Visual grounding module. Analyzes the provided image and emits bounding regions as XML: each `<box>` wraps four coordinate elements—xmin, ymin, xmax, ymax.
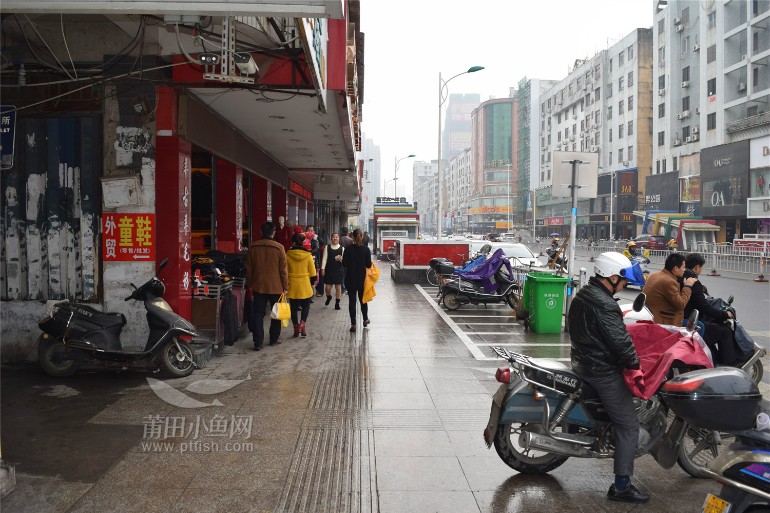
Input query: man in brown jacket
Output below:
<box><xmin>246</xmin><ymin>222</ymin><xmax>289</xmax><ymax>351</ymax></box>
<box><xmin>643</xmin><ymin>252</ymin><xmax>697</xmax><ymax>326</ymax></box>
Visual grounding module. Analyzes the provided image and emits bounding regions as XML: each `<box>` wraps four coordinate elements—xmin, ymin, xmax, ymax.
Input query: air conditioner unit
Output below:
<box><xmin>659</xmin><ymin>59</ymin><xmax>666</xmax><ymax>68</ymax></box>
<box><xmin>681</xmin><ymin>110</ymin><xmax>690</xmax><ymax>118</ymax></box>
<box><xmin>674</xmin><ymin>16</ymin><xmax>681</xmax><ymax>25</ymax></box>
<box><xmin>572</xmin><ymin>114</ymin><xmax>577</xmax><ymax>120</ymax></box>
<box><xmin>738</xmin><ymin>82</ymin><xmax>746</xmax><ymax>92</ymax></box>
<box><xmin>676</xmin><ymin>24</ymin><xmax>684</xmax><ymax>32</ymax></box>
<box><xmin>677</xmin><ymin>113</ymin><xmax>682</xmax><ymax>119</ymax></box>
<box><xmin>692</xmin><ymin>125</ymin><xmax>699</xmax><ymax>134</ymax></box>
<box><xmin>682</xmin><ymin>80</ymin><xmax>690</xmax><ymax>88</ymax></box>
<box><xmin>685</xmin><ymin>136</ymin><xmax>692</xmax><ymax>143</ymax></box>
<box><xmin>591</xmin><ymin>146</ymin><xmax>598</xmax><ymax>152</ymax></box>
<box><xmin>659</xmin><ymin>88</ymin><xmax>666</xmax><ymax>95</ymax></box>
<box><xmin>742</xmin><ymin>54</ymin><xmax>747</xmax><ymax>61</ymax></box>
<box><xmin>622</xmin><ymin>161</ymin><xmax>630</xmax><ymax>167</ymax></box>
<box><xmin>675</xmin><ymin>139</ymin><xmax>682</xmax><ymax>146</ymax></box>
<box><xmin>691</xmin><ymin>133</ymin><xmax>699</xmax><ymax>142</ymax></box>
<box><xmin>693</xmin><ymin>44</ymin><xmax>700</xmax><ymax>52</ymax></box>
<box><xmin>695</xmin><ymin>107</ymin><xmax>700</xmax><ymax>114</ymax></box>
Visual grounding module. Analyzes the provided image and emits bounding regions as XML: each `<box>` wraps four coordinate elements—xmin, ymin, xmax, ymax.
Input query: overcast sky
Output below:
<box><xmin>359</xmin><ymin>0</ymin><xmax>655</xmax><ymax>198</ymax></box>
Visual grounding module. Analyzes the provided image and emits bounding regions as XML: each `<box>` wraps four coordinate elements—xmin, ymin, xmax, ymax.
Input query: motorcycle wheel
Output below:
<box><xmin>493</xmin><ymin>422</ymin><xmax>569</xmax><ymax>474</ymax></box>
<box><xmin>746</xmin><ymin>359</ymin><xmax>764</xmax><ymax>384</ymax></box>
<box><xmin>38</xmin><ymin>337</ymin><xmax>78</xmax><ymax>377</ymax></box>
<box><xmin>677</xmin><ymin>426</ymin><xmax>734</xmax><ymax>478</ymax></box>
<box><xmin>426</xmin><ymin>268</ymin><xmax>439</xmax><ymax>287</ymax></box>
<box><xmin>158</xmin><ymin>338</ymin><xmax>195</xmax><ymax>378</ymax></box>
<box><xmin>443</xmin><ymin>292</ymin><xmax>461</xmax><ymax>310</ymax></box>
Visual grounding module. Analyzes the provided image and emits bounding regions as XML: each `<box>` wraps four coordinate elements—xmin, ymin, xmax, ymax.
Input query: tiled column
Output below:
<box><xmin>214</xmin><ymin>158</ymin><xmax>243</xmax><ymax>253</ymax></box>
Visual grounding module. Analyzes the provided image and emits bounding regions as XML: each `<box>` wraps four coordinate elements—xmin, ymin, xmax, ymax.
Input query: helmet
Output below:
<box><xmin>594</xmin><ymin>252</ymin><xmax>633</xmax><ymax>278</ymax></box>
<box><xmin>551</xmin><ymin>237</ymin><xmax>560</xmax><ymax>244</ymax></box>
<box><xmin>627</xmin><ymin>241</ymin><xmax>637</xmax><ymax>247</ymax></box>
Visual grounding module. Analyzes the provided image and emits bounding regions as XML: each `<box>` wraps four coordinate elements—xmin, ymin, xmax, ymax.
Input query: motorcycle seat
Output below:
<box><xmin>64</xmin><ymin>304</ymin><xmax>126</xmax><ymax>329</ymax></box>
<box><xmin>529</xmin><ymin>357</ymin><xmax>571</xmax><ymax>373</ymax></box>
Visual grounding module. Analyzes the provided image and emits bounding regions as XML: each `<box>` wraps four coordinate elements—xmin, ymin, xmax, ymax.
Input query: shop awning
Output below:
<box><xmin>377</xmin><ymin>218</ymin><xmax>419</xmax><ymax>225</ymax></box>
<box><xmin>679</xmin><ymin>223</ymin><xmax>719</xmax><ymax>231</ymax></box>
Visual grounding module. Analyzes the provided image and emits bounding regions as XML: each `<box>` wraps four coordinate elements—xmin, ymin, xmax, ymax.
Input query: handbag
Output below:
<box><xmin>270</xmin><ymin>294</ymin><xmax>291</xmax><ymax>320</ymax></box>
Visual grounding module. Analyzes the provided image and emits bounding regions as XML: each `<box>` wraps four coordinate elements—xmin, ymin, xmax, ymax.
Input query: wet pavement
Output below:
<box><xmin>1</xmin><ymin>260</ymin><xmax>751</xmax><ymax>513</ymax></box>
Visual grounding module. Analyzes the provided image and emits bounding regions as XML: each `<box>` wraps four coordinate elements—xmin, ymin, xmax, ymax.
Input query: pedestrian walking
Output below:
<box><xmin>286</xmin><ymin>232</ymin><xmax>317</xmax><ymax>338</ymax></box>
<box><xmin>245</xmin><ymin>222</ymin><xmax>288</xmax><ymax>351</ymax></box>
<box><xmin>321</xmin><ymin>233</ymin><xmax>344</xmax><ymax>310</ymax></box>
<box><xmin>340</xmin><ymin>227</ymin><xmax>354</xmax><ymax>293</ymax></box>
<box><xmin>342</xmin><ymin>228</ymin><xmax>372</xmax><ymax>332</ymax></box>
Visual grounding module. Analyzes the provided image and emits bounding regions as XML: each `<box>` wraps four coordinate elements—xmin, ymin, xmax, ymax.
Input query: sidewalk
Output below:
<box><xmin>1</xmin><ymin>260</ymin><xmax>717</xmax><ymax>513</ymax></box>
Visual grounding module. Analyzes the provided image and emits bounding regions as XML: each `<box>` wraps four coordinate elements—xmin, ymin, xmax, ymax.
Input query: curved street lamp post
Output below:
<box><xmin>393</xmin><ymin>154</ymin><xmax>416</xmax><ymax>198</ymax></box>
<box><xmin>437</xmin><ymin>66</ymin><xmax>484</xmax><ymax>239</ymax></box>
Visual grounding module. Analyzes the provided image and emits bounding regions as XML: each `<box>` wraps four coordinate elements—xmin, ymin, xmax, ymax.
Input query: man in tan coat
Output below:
<box><xmin>643</xmin><ymin>252</ymin><xmax>697</xmax><ymax>326</ymax></box>
<box><xmin>246</xmin><ymin>222</ymin><xmax>288</xmax><ymax>351</ymax></box>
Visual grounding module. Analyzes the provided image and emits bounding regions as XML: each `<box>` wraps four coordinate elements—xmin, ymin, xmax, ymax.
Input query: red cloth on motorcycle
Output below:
<box><xmin>623</xmin><ymin>322</ymin><xmax>713</xmax><ymax>400</ymax></box>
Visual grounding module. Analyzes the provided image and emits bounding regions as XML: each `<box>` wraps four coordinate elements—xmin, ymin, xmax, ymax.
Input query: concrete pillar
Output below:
<box><xmin>250</xmin><ymin>175</ymin><xmax>268</xmax><ymax>243</ymax></box>
<box><xmin>288</xmin><ymin>195</ymin><xmax>298</xmax><ymax>227</ymax></box>
<box><xmin>214</xmin><ymin>158</ymin><xmax>243</xmax><ymax>253</ymax></box>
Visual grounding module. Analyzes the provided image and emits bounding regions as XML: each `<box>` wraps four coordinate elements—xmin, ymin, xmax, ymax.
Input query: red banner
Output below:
<box><xmin>102</xmin><ymin>213</ymin><xmax>156</xmax><ymax>261</ymax></box>
<box><xmin>289</xmin><ymin>178</ymin><xmax>313</xmax><ymax>201</ymax></box>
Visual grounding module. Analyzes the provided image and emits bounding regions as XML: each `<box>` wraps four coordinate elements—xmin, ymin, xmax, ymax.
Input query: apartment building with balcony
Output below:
<box><xmin>412</xmin><ymin>160</ymin><xmax>438</xmax><ymax>236</ymax></box>
<box><xmin>446</xmin><ymin>148</ymin><xmax>473</xmax><ymax>235</ymax></box>
<box><xmin>652</xmin><ymin>0</ymin><xmax>770</xmax><ymax>241</ymax></box>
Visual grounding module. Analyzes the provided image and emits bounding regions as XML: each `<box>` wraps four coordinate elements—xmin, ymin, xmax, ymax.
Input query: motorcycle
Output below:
<box><xmin>37</xmin><ymin>258</ymin><xmax>198</xmax><ymax>378</ymax></box>
<box><xmin>440</xmin><ymin>249</ymin><xmax>523</xmax><ymax>312</ymax></box>
<box><xmin>660</xmin><ymin>363</ymin><xmax>770</xmax><ymax>513</ymax></box>
<box><xmin>427</xmin><ymin>249</ymin><xmax>488</xmax><ymax>288</ymax></box>
<box><xmin>483</xmin><ymin>296</ymin><xmax>713</xmax><ymax>478</ymax></box>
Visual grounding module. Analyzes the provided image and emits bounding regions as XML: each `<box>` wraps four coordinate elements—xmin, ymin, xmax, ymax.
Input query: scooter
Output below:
<box><xmin>660</xmin><ymin>363</ymin><xmax>770</xmax><ymax>513</ymax></box>
<box><xmin>483</xmin><ymin>297</ymin><xmax>713</xmax><ymax>478</ymax></box>
<box><xmin>37</xmin><ymin>258</ymin><xmax>198</xmax><ymax>378</ymax></box>
<box><xmin>440</xmin><ymin>251</ymin><xmax>522</xmax><ymax>312</ymax></box>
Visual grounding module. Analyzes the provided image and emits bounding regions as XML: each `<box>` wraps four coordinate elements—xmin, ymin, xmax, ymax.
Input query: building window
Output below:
<box><xmin>658</xmin><ymin>103</ymin><xmax>665</xmax><ymax>118</ymax></box>
<box><xmin>608</xmin><ymin>106</ymin><xmax>613</xmax><ymax>119</ymax></box>
<box><xmin>609</xmin><ymin>151</ymin><xmax>613</xmax><ymax>164</ymax></box>
<box><xmin>628</xmin><ymin>95</ymin><xmax>634</xmax><ymax>111</ymax></box>
<box><xmin>610</xmin><ymin>58</ymin><xmax>613</xmax><ymax>71</ymax></box>
<box><xmin>658</xmin><ymin>18</ymin><xmax>664</xmax><ymax>34</ymax></box>
<box><xmin>683</xmin><ymin>66</ymin><xmax>690</xmax><ymax>82</ymax></box>
<box><xmin>658</xmin><ymin>131</ymin><xmax>665</xmax><ymax>146</ymax></box>
<box><xmin>619</xmin><ymin>124</ymin><xmax>624</xmax><ymax>139</ymax></box>
<box><xmin>628</xmin><ymin>71</ymin><xmax>634</xmax><ymax>87</ymax></box>
<box><xmin>656</xmin><ymin>160</ymin><xmax>660</xmax><ymax>174</ymax></box>
<box><xmin>659</xmin><ymin>75</ymin><xmax>666</xmax><ymax>89</ymax></box>
<box><xmin>607</xmin><ymin>83</ymin><xmax>613</xmax><ymax>97</ymax></box>
<box><xmin>673</xmin><ymin>156</ymin><xmax>678</xmax><ymax>170</ymax></box>
<box><xmin>619</xmin><ymin>99</ymin><xmax>624</xmax><ymax>114</ymax></box>
<box><xmin>558</xmin><ymin>131</ymin><xmax>562</xmax><ymax>142</ymax></box>
<box><xmin>558</xmin><ymin>113</ymin><xmax>561</xmax><ymax>123</ymax></box>
<box><xmin>628</xmin><ymin>45</ymin><xmax>634</xmax><ymax>60</ymax></box>
<box><xmin>683</xmin><ymin>96</ymin><xmax>690</xmax><ymax>111</ymax></box>
<box><xmin>707</xmin><ymin>112</ymin><xmax>716</xmax><ymax>130</ymax></box>
<box><xmin>662</xmin><ymin>158</ymin><xmax>667</xmax><ymax>173</ymax></box>
<box><xmin>628</xmin><ymin>120</ymin><xmax>634</xmax><ymax>136</ymax></box>
<box><xmin>628</xmin><ymin>146</ymin><xmax>634</xmax><ymax>161</ymax></box>
<box><xmin>619</xmin><ymin>51</ymin><xmax>625</xmax><ymax>66</ymax></box>
<box><xmin>707</xmin><ymin>78</ymin><xmax>716</xmax><ymax>96</ymax></box>
<box><xmin>618</xmin><ymin>148</ymin><xmax>624</xmax><ymax>163</ymax></box>
<box><xmin>707</xmin><ymin>11</ymin><xmax>716</xmax><ymax>28</ymax></box>
<box><xmin>707</xmin><ymin>44</ymin><xmax>716</xmax><ymax>63</ymax></box>
<box><xmin>683</xmin><ymin>126</ymin><xmax>691</xmax><ymax>138</ymax></box>
<box><xmin>619</xmin><ymin>77</ymin><xmax>624</xmax><ymax>91</ymax></box>
<box><xmin>609</xmin><ymin>128</ymin><xmax>613</xmax><ymax>142</ymax></box>
<box><xmin>682</xmin><ymin>6</ymin><xmax>690</xmax><ymax>25</ymax></box>
<box><xmin>595</xmin><ymin>87</ymin><xmax>601</xmax><ymax>101</ymax></box>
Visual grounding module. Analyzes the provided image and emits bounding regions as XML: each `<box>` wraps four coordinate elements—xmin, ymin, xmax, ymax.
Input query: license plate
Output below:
<box><xmin>702</xmin><ymin>493</ymin><xmax>731</xmax><ymax>513</ymax></box>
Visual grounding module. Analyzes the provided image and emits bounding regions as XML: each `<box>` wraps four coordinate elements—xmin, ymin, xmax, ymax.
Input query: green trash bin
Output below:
<box><xmin>524</xmin><ymin>272</ymin><xmax>570</xmax><ymax>333</ymax></box>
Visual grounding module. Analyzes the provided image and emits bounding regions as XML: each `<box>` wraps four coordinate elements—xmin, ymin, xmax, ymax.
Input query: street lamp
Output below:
<box><xmin>393</xmin><ymin>154</ymin><xmax>416</xmax><ymax>198</ymax></box>
<box><xmin>609</xmin><ymin>170</ymin><xmax>616</xmax><ymax>241</ymax></box>
<box><xmin>506</xmin><ymin>163</ymin><xmax>512</xmax><ymax>232</ymax></box>
<box><xmin>437</xmin><ymin>65</ymin><xmax>484</xmax><ymax>239</ymax></box>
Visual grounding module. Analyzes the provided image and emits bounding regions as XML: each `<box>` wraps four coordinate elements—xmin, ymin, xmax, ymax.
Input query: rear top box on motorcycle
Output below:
<box><xmin>660</xmin><ymin>368</ymin><xmax>762</xmax><ymax>432</ymax></box>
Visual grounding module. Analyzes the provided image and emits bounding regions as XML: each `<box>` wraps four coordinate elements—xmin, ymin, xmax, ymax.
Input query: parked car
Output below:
<box><xmin>632</xmin><ymin>234</ymin><xmax>668</xmax><ymax>250</ymax></box>
<box><xmin>487</xmin><ymin>242</ymin><xmax>543</xmax><ymax>267</ymax></box>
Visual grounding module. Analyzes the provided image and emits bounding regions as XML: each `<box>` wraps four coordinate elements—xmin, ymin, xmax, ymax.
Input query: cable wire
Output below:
<box><xmin>60</xmin><ymin>14</ymin><xmax>78</xmax><ymax>80</ymax></box>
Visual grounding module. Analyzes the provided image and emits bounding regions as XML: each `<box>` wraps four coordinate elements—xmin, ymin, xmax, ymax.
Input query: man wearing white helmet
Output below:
<box><xmin>568</xmin><ymin>252</ymin><xmax>649</xmax><ymax>503</ymax></box>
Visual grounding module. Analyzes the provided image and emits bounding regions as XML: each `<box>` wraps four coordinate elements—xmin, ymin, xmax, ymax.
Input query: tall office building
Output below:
<box><xmin>443</xmin><ymin>94</ymin><xmax>481</xmax><ymax>162</ymax></box>
<box><xmin>412</xmin><ymin>160</ymin><xmax>438</xmax><ymax>235</ymax></box>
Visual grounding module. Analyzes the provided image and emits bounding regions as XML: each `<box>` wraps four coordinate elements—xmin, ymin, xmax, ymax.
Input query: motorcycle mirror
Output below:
<box><xmin>686</xmin><ymin>310</ymin><xmax>699</xmax><ymax>333</ymax></box>
<box><xmin>632</xmin><ymin>293</ymin><xmax>646</xmax><ymax>312</ymax></box>
<box><xmin>157</xmin><ymin>258</ymin><xmax>169</xmax><ymax>273</ymax></box>
<box><xmin>727</xmin><ymin>295</ymin><xmax>734</xmax><ymax>305</ymax></box>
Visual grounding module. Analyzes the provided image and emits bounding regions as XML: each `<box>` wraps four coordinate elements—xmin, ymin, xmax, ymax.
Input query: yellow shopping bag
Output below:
<box><xmin>362</xmin><ymin>265</ymin><xmax>380</xmax><ymax>303</ymax></box>
<box><xmin>270</xmin><ymin>293</ymin><xmax>291</xmax><ymax>320</ymax></box>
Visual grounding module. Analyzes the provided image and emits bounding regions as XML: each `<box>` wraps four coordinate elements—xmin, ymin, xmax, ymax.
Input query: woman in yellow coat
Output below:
<box><xmin>286</xmin><ymin>232</ymin><xmax>317</xmax><ymax>338</ymax></box>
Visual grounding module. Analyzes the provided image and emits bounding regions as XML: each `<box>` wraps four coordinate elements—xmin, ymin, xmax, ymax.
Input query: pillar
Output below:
<box><xmin>250</xmin><ymin>175</ymin><xmax>268</xmax><ymax>243</ymax></box>
<box><xmin>272</xmin><ymin>184</ymin><xmax>287</xmax><ymax>226</ymax></box>
<box><xmin>214</xmin><ymin>158</ymin><xmax>243</xmax><ymax>253</ymax></box>
<box><xmin>155</xmin><ymin>86</ymin><xmax>192</xmax><ymax>319</ymax></box>
<box><xmin>288</xmin><ymin>195</ymin><xmax>298</xmax><ymax>227</ymax></box>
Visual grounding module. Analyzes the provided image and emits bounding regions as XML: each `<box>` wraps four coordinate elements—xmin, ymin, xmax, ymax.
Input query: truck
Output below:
<box><xmin>372</xmin><ymin>198</ymin><xmax>419</xmax><ymax>259</ymax></box>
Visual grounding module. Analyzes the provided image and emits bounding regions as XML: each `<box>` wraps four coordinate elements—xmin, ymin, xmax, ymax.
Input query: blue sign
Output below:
<box><xmin>1</xmin><ymin>106</ymin><xmax>16</xmax><ymax>170</ymax></box>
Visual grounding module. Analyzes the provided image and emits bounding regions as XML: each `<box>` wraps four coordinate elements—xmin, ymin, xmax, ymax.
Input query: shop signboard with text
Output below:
<box><xmin>701</xmin><ymin>141</ymin><xmax>749</xmax><ymax>218</ymax></box>
<box><xmin>102</xmin><ymin>213</ymin><xmax>155</xmax><ymax>261</ymax></box>
<box><xmin>643</xmin><ymin>172</ymin><xmax>679</xmax><ymax>211</ymax></box>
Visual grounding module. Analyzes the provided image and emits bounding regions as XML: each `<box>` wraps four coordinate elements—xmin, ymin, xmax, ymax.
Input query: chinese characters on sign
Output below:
<box><xmin>0</xmin><ymin>106</ymin><xmax>16</xmax><ymax>170</ymax></box>
<box><xmin>102</xmin><ymin>213</ymin><xmax>155</xmax><ymax>261</ymax></box>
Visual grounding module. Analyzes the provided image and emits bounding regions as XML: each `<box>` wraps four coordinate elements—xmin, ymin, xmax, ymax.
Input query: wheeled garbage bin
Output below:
<box><xmin>524</xmin><ymin>272</ymin><xmax>570</xmax><ymax>333</ymax></box>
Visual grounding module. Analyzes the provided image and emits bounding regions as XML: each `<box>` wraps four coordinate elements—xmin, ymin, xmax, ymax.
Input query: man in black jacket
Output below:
<box><xmin>568</xmin><ymin>252</ymin><xmax>649</xmax><ymax>504</ymax></box>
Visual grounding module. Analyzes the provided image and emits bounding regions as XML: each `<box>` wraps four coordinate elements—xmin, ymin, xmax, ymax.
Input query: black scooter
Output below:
<box><xmin>37</xmin><ymin>258</ymin><xmax>198</xmax><ymax>378</ymax></box>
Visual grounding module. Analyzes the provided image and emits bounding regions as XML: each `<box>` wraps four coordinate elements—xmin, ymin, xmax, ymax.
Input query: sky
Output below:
<box><xmin>359</xmin><ymin>0</ymin><xmax>656</xmax><ymax>199</ymax></box>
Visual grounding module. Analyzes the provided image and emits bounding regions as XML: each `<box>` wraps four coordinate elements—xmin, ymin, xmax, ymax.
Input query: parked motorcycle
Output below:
<box><xmin>37</xmin><ymin>258</ymin><xmax>198</xmax><ymax>378</ymax></box>
<box><xmin>661</xmin><ymin>365</ymin><xmax>770</xmax><ymax>512</ymax></box>
<box><xmin>427</xmin><ymin>251</ymin><xmax>487</xmax><ymax>287</ymax></box>
<box><xmin>483</xmin><ymin>297</ymin><xmax>712</xmax><ymax>478</ymax></box>
<box><xmin>440</xmin><ymin>249</ymin><xmax>521</xmax><ymax>312</ymax></box>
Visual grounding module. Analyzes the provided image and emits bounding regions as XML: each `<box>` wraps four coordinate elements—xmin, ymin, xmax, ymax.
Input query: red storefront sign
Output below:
<box><xmin>289</xmin><ymin>178</ymin><xmax>313</xmax><ymax>201</ymax></box>
<box><xmin>545</xmin><ymin>217</ymin><xmax>563</xmax><ymax>226</ymax></box>
<box><xmin>102</xmin><ymin>213</ymin><xmax>156</xmax><ymax>261</ymax></box>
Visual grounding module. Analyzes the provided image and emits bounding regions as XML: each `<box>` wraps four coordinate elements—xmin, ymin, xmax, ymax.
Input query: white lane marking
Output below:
<box><xmin>460</xmin><ymin>322</ymin><xmax>521</xmax><ymax>325</ymax></box>
<box><xmin>415</xmin><ymin>284</ymin><xmax>489</xmax><ymax>360</ymax></box>
<box><xmin>473</xmin><ymin>342</ymin><xmax>568</xmax><ymax>347</ymax></box>
<box><xmin>466</xmin><ymin>332</ymin><xmax>526</xmax><ymax>335</ymax></box>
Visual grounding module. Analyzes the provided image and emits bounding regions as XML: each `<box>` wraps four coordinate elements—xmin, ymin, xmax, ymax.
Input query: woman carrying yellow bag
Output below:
<box><xmin>362</xmin><ymin>264</ymin><xmax>380</xmax><ymax>304</ymax></box>
<box><xmin>270</xmin><ymin>294</ymin><xmax>292</xmax><ymax>328</ymax></box>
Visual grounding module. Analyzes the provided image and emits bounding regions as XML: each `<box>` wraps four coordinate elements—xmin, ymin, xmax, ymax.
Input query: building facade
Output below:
<box><xmin>412</xmin><ymin>160</ymin><xmax>438</xmax><ymax>236</ymax></box>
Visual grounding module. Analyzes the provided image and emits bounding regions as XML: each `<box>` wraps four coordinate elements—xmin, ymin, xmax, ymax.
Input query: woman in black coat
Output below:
<box><xmin>683</xmin><ymin>253</ymin><xmax>737</xmax><ymax>364</ymax></box>
<box><xmin>342</xmin><ymin>228</ymin><xmax>372</xmax><ymax>332</ymax></box>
